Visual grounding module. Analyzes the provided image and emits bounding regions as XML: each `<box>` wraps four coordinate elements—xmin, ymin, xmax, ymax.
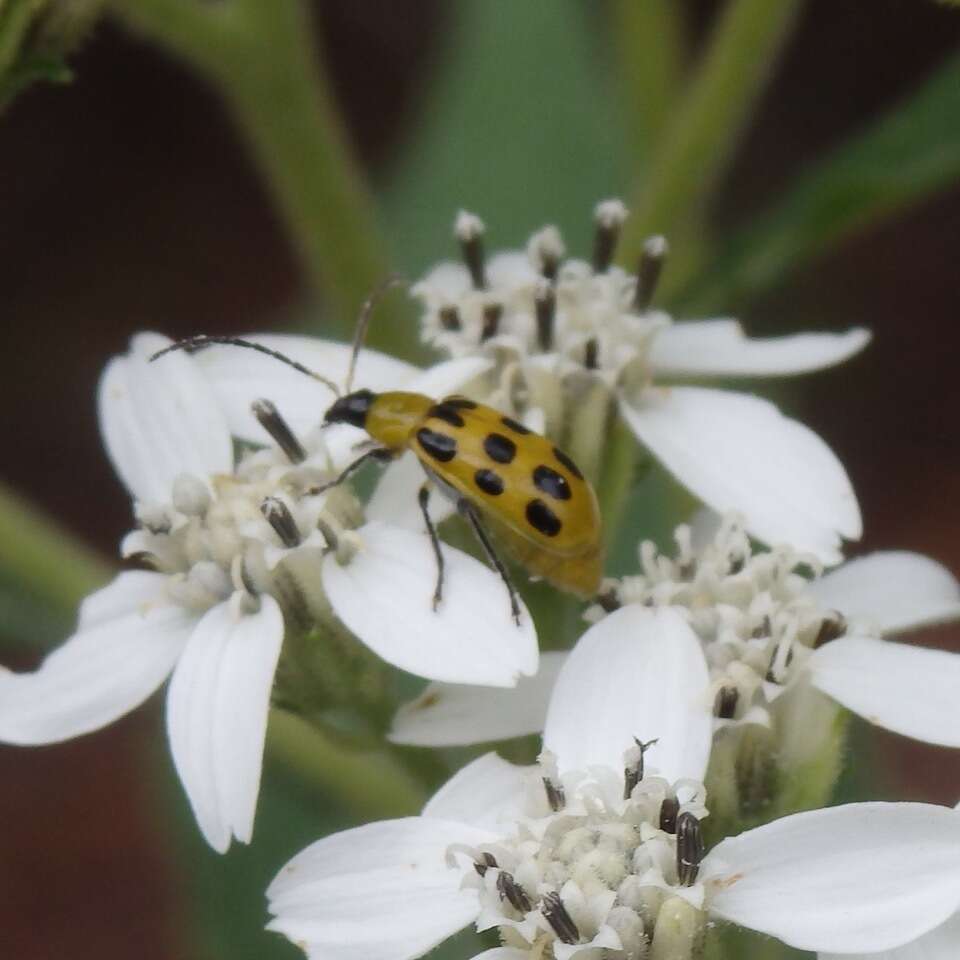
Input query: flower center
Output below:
<box><xmin>412</xmin><ymin>205</ymin><xmax>673</xmax><ymax>427</ymax></box>
<box><xmin>463</xmin><ymin>753</ymin><xmax>708</xmax><ymax>959</ymax></box>
<box><xmin>593</xmin><ymin>516</ymin><xmax>848</xmax><ymax>726</ymax></box>
<box><xmin>122</xmin><ymin>410</ymin><xmax>363</xmax><ymax>616</ymax></box>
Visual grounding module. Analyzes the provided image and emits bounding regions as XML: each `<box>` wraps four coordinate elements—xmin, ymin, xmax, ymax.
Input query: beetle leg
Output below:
<box><xmin>459</xmin><ymin>499</ymin><xmax>522</xmax><ymax>627</ymax></box>
<box><xmin>418</xmin><ymin>483</ymin><xmax>445</xmax><ymax>611</ymax></box>
<box><xmin>307</xmin><ymin>446</ymin><xmax>393</xmax><ymax>495</ymax></box>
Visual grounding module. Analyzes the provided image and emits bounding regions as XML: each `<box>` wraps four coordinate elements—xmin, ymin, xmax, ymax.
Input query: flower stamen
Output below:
<box><xmin>455</xmin><ymin>210</ymin><xmax>487</xmax><ymax>289</ymax></box>
<box><xmin>814</xmin><ymin>611</ymin><xmax>847</xmax><ymax>647</ymax></box>
<box><xmin>261</xmin><ymin>497</ymin><xmax>301</xmax><ymax>548</ymax></box>
<box><xmin>714</xmin><ymin>685</ymin><xmax>740</xmax><ymax>720</ymax></box>
<box><xmin>252</xmin><ymin>398</ymin><xmax>307</xmax><ymax>464</ymax></box>
<box><xmin>634</xmin><ymin>234</ymin><xmax>669</xmax><ymax>312</ymax></box>
<box><xmin>497</xmin><ymin>869</ymin><xmax>533</xmax><ymax>913</ymax></box>
<box><xmin>624</xmin><ymin>736</ymin><xmax>659</xmax><ymax>798</ymax></box>
<box><xmin>481</xmin><ymin>303</ymin><xmax>502</xmax><ymax>342</ymax></box>
<box><xmin>660</xmin><ymin>795</ymin><xmax>680</xmax><ymax>833</ymax></box>
<box><xmin>592</xmin><ymin>199</ymin><xmax>628</xmax><ymax>274</ymax></box>
<box><xmin>676</xmin><ymin>812</ymin><xmax>705</xmax><ymax>886</ymax></box>
<box><xmin>474</xmin><ymin>852</ymin><xmax>498</xmax><ymax>877</ymax></box>
<box><xmin>541</xmin><ymin>891</ymin><xmax>580</xmax><ymax>944</ymax></box>
<box><xmin>534</xmin><ymin>279</ymin><xmax>556</xmax><ymax>351</ymax></box>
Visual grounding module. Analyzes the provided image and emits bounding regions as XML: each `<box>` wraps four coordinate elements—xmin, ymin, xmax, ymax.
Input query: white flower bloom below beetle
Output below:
<box><xmin>393</xmin><ymin>515</ymin><xmax>960</xmax><ymax>753</ymax></box>
<box><xmin>270</xmin><ymin>610</ymin><xmax>960</xmax><ymax>960</ymax></box>
<box><xmin>0</xmin><ymin>334</ymin><xmax>537</xmax><ymax>853</ymax></box>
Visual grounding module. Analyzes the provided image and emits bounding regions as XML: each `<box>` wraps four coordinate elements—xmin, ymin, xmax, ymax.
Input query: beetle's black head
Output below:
<box><xmin>324</xmin><ymin>389</ymin><xmax>376</xmax><ymax>429</ymax></box>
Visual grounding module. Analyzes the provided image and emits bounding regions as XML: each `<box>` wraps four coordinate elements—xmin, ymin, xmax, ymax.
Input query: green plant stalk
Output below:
<box><xmin>679</xmin><ymin>51</ymin><xmax>960</xmax><ymax>312</ymax></box>
<box><xmin>621</xmin><ymin>0</ymin><xmax>801</xmax><ymax>259</ymax></box>
<box><xmin>596</xmin><ymin>414</ymin><xmax>639</xmax><ymax>568</ymax></box>
<box><xmin>268</xmin><ymin>709</ymin><xmax>426</xmax><ymax>818</ymax></box>
<box><xmin>611</xmin><ymin>0</ymin><xmax>686</xmax><ymax>171</ymax></box>
<box><xmin>0</xmin><ymin>481</ymin><xmax>111</xmax><ymax>615</ymax></box>
<box><xmin>111</xmin><ymin>0</ymin><xmax>390</xmax><ymax>330</ymax></box>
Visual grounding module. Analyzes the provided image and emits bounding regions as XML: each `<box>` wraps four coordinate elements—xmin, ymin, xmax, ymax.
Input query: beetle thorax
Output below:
<box><xmin>365</xmin><ymin>391</ymin><xmax>433</xmax><ymax>450</ymax></box>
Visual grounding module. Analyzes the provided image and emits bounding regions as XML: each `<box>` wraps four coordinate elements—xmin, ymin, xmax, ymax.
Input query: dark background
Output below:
<box><xmin>1</xmin><ymin>1</ymin><xmax>959</xmax><ymax>957</ymax></box>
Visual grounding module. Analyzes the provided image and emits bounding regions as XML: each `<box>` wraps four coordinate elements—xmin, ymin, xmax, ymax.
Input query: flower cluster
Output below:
<box><xmin>2</xmin><ymin>202</ymin><xmax>959</xmax><ymax>960</ymax></box>
<box><xmin>270</xmin><ymin>615</ymin><xmax>960</xmax><ymax>960</ymax></box>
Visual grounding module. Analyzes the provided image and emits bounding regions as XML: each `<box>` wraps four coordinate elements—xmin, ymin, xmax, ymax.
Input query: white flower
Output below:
<box><xmin>0</xmin><ymin>333</ymin><xmax>537</xmax><ymax>853</ymax></box>
<box><xmin>269</xmin><ymin>612</ymin><xmax>960</xmax><ymax>959</ymax></box>
<box><xmin>391</xmin><ymin>515</ymin><xmax>960</xmax><ymax>752</ymax></box>
<box><xmin>412</xmin><ymin>205</ymin><xmax>869</xmax><ymax>563</ymax></box>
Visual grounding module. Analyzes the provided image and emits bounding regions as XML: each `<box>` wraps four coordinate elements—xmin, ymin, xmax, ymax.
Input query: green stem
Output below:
<box><xmin>621</xmin><ymin>0</ymin><xmax>801</xmax><ymax>264</ymax></box>
<box><xmin>110</xmin><ymin>0</ymin><xmax>390</xmax><ymax>327</ymax></box>
<box><xmin>269</xmin><ymin>708</ymin><xmax>426</xmax><ymax>818</ymax></box>
<box><xmin>0</xmin><ymin>481</ymin><xmax>110</xmax><ymax>614</ymax></box>
<box><xmin>611</xmin><ymin>0</ymin><xmax>686</xmax><ymax>172</ymax></box>
<box><xmin>596</xmin><ymin>414</ymin><xmax>639</xmax><ymax>565</ymax></box>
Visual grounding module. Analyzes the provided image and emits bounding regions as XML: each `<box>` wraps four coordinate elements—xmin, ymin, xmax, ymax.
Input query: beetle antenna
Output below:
<box><xmin>344</xmin><ymin>274</ymin><xmax>406</xmax><ymax>395</ymax></box>
<box><xmin>150</xmin><ymin>336</ymin><xmax>341</xmax><ymax>397</ymax></box>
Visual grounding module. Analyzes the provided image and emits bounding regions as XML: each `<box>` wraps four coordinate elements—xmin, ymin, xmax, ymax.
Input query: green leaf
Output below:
<box><xmin>609</xmin><ymin>0</ymin><xmax>686</xmax><ymax>173</ymax></box>
<box><xmin>680</xmin><ymin>51</ymin><xmax>960</xmax><ymax>312</ymax></box>
<box><xmin>384</xmin><ymin>0</ymin><xmax>629</xmax><ymax>362</ymax></box>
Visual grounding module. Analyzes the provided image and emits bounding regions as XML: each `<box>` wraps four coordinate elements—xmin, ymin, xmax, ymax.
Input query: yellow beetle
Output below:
<box><xmin>321</xmin><ymin>389</ymin><xmax>603</xmax><ymax>620</ymax></box>
<box><xmin>152</xmin><ymin>293</ymin><xmax>603</xmax><ymax>623</ymax></box>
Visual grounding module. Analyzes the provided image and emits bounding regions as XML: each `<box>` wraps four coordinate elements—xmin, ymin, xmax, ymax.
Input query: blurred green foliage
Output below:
<box><xmin>681</xmin><ymin>51</ymin><xmax>960</xmax><ymax>312</ymax></box>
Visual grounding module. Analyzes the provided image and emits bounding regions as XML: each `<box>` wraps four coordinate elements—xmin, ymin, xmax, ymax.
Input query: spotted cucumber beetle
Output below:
<box><xmin>152</xmin><ymin>285</ymin><xmax>603</xmax><ymax>622</ymax></box>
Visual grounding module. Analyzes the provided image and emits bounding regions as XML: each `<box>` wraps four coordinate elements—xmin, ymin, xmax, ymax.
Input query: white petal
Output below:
<box><xmin>809</xmin><ymin>635</ymin><xmax>960</xmax><ymax>747</ymax></box>
<box><xmin>366</xmin><ymin>451</ymin><xmax>456</xmax><ymax>532</ymax></box>
<box><xmin>390</xmin><ymin>652</ymin><xmax>567</xmax><ymax>746</ymax></box>
<box><xmin>267</xmin><ymin>817</ymin><xmax>490</xmax><ymax>960</ymax></box>
<box><xmin>704</xmin><ymin>802</ymin><xmax>960</xmax><ymax>953</ymax></box>
<box><xmin>98</xmin><ymin>332</ymin><xmax>233</xmax><ymax>502</ymax></box>
<box><xmin>404</xmin><ymin>356</ymin><xmax>495</xmax><ymax>398</ymax></box>
<box><xmin>193</xmin><ymin>333</ymin><xmax>418</xmax><ymax>444</ymax></box>
<box><xmin>423</xmin><ymin>752</ymin><xmax>531</xmax><ymax>830</ymax></box>
<box><xmin>165</xmin><ymin>595</ymin><xmax>284</xmax><ymax>852</ymax></box>
<box><xmin>648</xmin><ymin>320</ymin><xmax>871</xmax><ymax>378</ymax></box>
<box><xmin>809</xmin><ymin>551</ymin><xmax>960</xmax><ymax>635</ymax></box>
<box><xmin>620</xmin><ymin>386</ymin><xmax>860</xmax><ymax>564</ymax></box>
<box><xmin>0</xmin><ymin>572</ymin><xmax>188</xmax><ymax>745</ymax></box>
<box><xmin>542</xmin><ymin>607</ymin><xmax>712</xmax><ymax>781</ymax></box>
<box><xmin>819</xmin><ymin>910</ymin><xmax>960</xmax><ymax>960</ymax></box>
<box><xmin>323</xmin><ymin>523</ymin><xmax>538</xmax><ymax>687</ymax></box>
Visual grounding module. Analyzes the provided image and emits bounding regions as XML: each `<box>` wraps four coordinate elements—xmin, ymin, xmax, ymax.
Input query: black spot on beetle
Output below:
<box><xmin>533</xmin><ymin>464</ymin><xmax>571</xmax><ymax>500</ymax></box>
<box><xmin>474</xmin><ymin>468</ymin><xmax>504</xmax><ymax>496</ymax></box>
<box><xmin>484</xmin><ymin>432</ymin><xmax>517</xmax><ymax>463</ymax></box>
<box><xmin>501</xmin><ymin>416</ymin><xmax>532</xmax><ymax>435</ymax></box>
<box><xmin>428</xmin><ymin>403</ymin><xmax>466</xmax><ymax>428</ymax></box>
<box><xmin>526</xmin><ymin>499</ymin><xmax>562</xmax><ymax>537</ymax></box>
<box><xmin>442</xmin><ymin>396</ymin><xmax>478</xmax><ymax>410</ymax></box>
<box><xmin>417</xmin><ymin>427</ymin><xmax>457</xmax><ymax>463</ymax></box>
<box><xmin>552</xmin><ymin>446</ymin><xmax>584</xmax><ymax>480</ymax></box>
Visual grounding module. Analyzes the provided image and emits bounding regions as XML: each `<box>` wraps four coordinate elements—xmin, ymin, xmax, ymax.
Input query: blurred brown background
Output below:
<box><xmin>1</xmin><ymin>1</ymin><xmax>959</xmax><ymax>957</ymax></box>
